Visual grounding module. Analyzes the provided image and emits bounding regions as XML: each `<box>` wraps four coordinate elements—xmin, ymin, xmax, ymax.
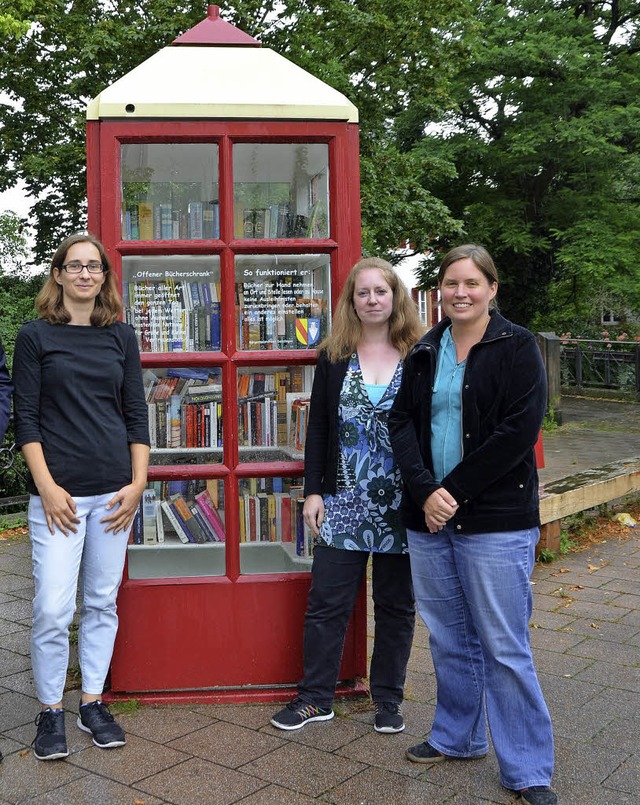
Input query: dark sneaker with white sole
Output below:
<box><xmin>33</xmin><ymin>708</ymin><xmax>69</xmax><ymax>760</ymax></box>
<box><xmin>270</xmin><ymin>697</ymin><xmax>334</xmax><ymax>730</ymax></box>
<box><xmin>507</xmin><ymin>786</ymin><xmax>558</xmax><ymax>805</ymax></box>
<box><xmin>374</xmin><ymin>702</ymin><xmax>405</xmax><ymax>733</ymax></box>
<box><xmin>77</xmin><ymin>700</ymin><xmax>126</xmax><ymax>748</ymax></box>
<box><xmin>406</xmin><ymin>740</ymin><xmax>447</xmax><ymax>764</ymax></box>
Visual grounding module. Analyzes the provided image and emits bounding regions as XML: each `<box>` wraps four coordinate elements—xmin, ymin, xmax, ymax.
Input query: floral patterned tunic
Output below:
<box><xmin>318</xmin><ymin>353</ymin><xmax>407</xmax><ymax>553</ymax></box>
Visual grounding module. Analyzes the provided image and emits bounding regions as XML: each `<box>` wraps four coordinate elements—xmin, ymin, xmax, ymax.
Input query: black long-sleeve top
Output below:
<box><xmin>303</xmin><ymin>353</ymin><xmax>350</xmax><ymax>498</ymax></box>
<box><xmin>13</xmin><ymin>319</ymin><xmax>149</xmax><ymax>496</ymax></box>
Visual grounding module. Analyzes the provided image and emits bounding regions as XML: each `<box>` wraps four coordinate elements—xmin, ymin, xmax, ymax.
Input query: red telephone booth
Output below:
<box><xmin>85</xmin><ymin>6</ymin><xmax>366</xmax><ymax>701</ymax></box>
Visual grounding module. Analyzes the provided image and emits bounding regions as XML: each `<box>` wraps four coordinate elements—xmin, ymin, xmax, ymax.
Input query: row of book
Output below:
<box><xmin>121</xmin><ymin>201</ymin><xmax>325</xmax><ymax>242</ymax></box>
<box><xmin>123</xmin><ymin>278</ymin><xmax>221</xmax><ymax>353</ymax></box>
<box><xmin>239</xmin><ymin>489</ymin><xmax>313</xmax><ymax>557</ymax></box>
<box><xmin>144</xmin><ymin>368</ymin><xmax>312</xmax><ymax>452</ymax></box>
<box><xmin>235</xmin><ymin>204</ymin><xmax>316</xmax><ymax>240</ymax></box>
<box><xmin>144</xmin><ymin>369</ymin><xmax>222</xmax><ymax>450</ymax></box>
<box><xmin>121</xmin><ymin>200</ymin><xmax>220</xmax><ymax>241</ymax></box>
<box><xmin>132</xmin><ymin>486</ymin><xmax>226</xmax><ymax>546</ymax></box>
<box><xmin>122</xmin><ymin>274</ymin><xmax>328</xmax><ymax>353</ymax></box>
<box><xmin>131</xmin><ymin>478</ymin><xmax>313</xmax><ymax>557</ymax></box>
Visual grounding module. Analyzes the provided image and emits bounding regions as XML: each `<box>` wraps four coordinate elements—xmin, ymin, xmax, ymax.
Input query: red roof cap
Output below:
<box><xmin>172</xmin><ymin>5</ymin><xmax>261</xmax><ymax>47</ymax></box>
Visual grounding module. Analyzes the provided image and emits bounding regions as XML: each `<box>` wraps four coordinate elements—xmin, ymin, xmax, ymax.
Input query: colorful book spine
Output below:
<box><xmin>142</xmin><ymin>489</ymin><xmax>157</xmax><ymax>545</ymax></box>
<box><xmin>170</xmin><ymin>494</ymin><xmax>208</xmax><ymax>543</ymax></box>
<box><xmin>160</xmin><ymin>499</ymin><xmax>190</xmax><ymax>544</ymax></box>
<box><xmin>195</xmin><ymin>490</ymin><xmax>226</xmax><ymax>541</ymax></box>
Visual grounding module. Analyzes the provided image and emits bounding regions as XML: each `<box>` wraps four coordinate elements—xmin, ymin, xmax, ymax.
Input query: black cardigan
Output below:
<box><xmin>303</xmin><ymin>352</ymin><xmax>350</xmax><ymax>498</ymax></box>
<box><xmin>388</xmin><ymin>311</ymin><xmax>547</xmax><ymax>534</ymax></box>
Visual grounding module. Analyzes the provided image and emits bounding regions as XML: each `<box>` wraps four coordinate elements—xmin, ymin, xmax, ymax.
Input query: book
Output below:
<box><xmin>292</xmin><ymin>496</ymin><xmax>314</xmax><ymax>557</ymax></box>
<box><xmin>189</xmin><ymin>503</ymin><xmax>216</xmax><ymax>542</ymax></box>
<box><xmin>170</xmin><ymin>494</ymin><xmax>209</xmax><ymax>543</ymax></box>
<box><xmin>142</xmin><ymin>488</ymin><xmax>157</xmax><ymax>545</ymax></box>
<box><xmin>188</xmin><ymin>201</ymin><xmax>203</xmax><ymax>239</ymax></box>
<box><xmin>257</xmin><ymin>492</ymin><xmax>269</xmax><ymax>542</ymax></box>
<box><xmin>160</xmin><ymin>499</ymin><xmax>190</xmax><ymax>544</ymax></box>
<box><xmin>287</xmin><ymin>393</ymin><xmax>311</xmax><ymax>450</ymax></box>
<box><xmin>202</xmin><ymin>201</ymin><xmax>220</xmax><ymax>239</ymax></box>
<box><xmin>131</xmin><ymin>500</ymin><xmax>143</xmax><ymax>544</ymax></box>
<box><xmin>138</xmin><ymin>202</ymin><xmax>154</xmax><ymax>240</ymax></box>
<box><xmin>156</xmin><ymin>500</ymin><xmax>165</xmax><ymax>543</ymax></box>
<box><xmin>195</xmin><ymin>489</ymin><xmax>226</xmax><ymax>541</ymax></box>
<box><xmin>159</xmin><ymin>203</ymin><xmax>173</xmax><ymax>239</ymax></box>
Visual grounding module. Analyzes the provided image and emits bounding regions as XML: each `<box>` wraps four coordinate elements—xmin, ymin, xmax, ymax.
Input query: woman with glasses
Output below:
<box><xmin>13</xmin><ymin>233</ymin><xmax>150</xmax><ymax>761</ymax></box>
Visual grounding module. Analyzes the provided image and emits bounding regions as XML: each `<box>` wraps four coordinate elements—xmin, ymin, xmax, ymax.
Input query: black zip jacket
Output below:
<box><xmin>388</xmin><ymin>310</ymin><xmax>546</xmax><ymax>534</ymax></box>
<box><xmin>303</xmin><ymin>352</ymin><xmax>349</xmax><ymax>498</ymax></box>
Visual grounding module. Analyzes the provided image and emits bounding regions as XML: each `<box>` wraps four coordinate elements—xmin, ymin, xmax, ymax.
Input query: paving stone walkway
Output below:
<box><xmin>0</xmin><ymin>396</ymin><xmax>638</xmax><ymax>804</ymax></box>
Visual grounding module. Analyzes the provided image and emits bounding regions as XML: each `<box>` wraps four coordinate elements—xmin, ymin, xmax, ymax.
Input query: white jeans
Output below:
<box><xmin>29</xmin><ymin>493</ymin><xmax>129</xmax><ymax>705</ymax></box>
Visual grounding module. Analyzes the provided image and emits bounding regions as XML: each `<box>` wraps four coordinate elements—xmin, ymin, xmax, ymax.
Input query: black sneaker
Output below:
<box><xmin>508</xmin><ymin>787</ymin><xmax>558</xmax><ymax>805</ymax></box>
<box><xmin>374</xmin><ymin>702</ymin><xmax>405</xmax><ymax>733</ymax></box>
<box><xmin>77</xmin><ymin>700</ymin><xmax>126</xmax><ymax>748</ymax></box>
<box><xmin>32</xmin><ymin>709</ymin><xmax>69</xmax><ymax>760</ymax></box>
<box><xmin>406</xmin><ymin>740</ymin><xmax>447</xmax><ymax>764</ymax></box>
<box><xmin>270</xmin><ymin>697</ymin><xmax>334</xmax><ymax>730</ymax></box>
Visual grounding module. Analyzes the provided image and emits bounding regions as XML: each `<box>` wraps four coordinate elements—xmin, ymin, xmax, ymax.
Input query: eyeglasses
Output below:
<box><xmin>61</xmin><ymin>262</ymin><xmax>105</xmax><ymax>274</ymax></box>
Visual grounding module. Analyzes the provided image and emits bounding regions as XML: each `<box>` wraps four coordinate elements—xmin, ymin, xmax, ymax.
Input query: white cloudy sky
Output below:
<box><xmin>0</xmin><ymin>183</ymin><xmax>31</xmax><ymax>216</ymax></box>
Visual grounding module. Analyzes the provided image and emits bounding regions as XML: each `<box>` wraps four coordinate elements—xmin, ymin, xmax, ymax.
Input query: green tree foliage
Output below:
<box><xmin>0</xmin><ymin>0</ymin><xmax>34</xmax><ymax>39</ymax></box>
<box><xmin>0</xmin><ymin>212</ymin><xmax>40</xmax><ymax>359</ymax></box>
<box><xmin>0</xmin><ymin>211</ymin><xmax>40</xmax><ymax>498</ymax></box>
<box><xmin>0</xmin><ymin>0</ymin><xmax>470</xmax><ymax>263</ymax></box>
<box><xmin>413</xmin><ymin>0</ymin><xmax>640</xmax><ymax>327</ymax></box>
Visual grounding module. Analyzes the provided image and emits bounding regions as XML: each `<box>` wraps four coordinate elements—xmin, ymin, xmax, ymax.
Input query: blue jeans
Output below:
<box><xmin>29</xmin><ymin>493</ymin><xmax>129</xmax><ymax>705</ymax></box>
<box><xmin>299</xmin><ymin>545</ymin><xmax>415</xmax><ymax>708</ymax></box>
<box><xmin>407</xmin><ymin>525</ymin><xmax>554</xmax><ymax>791</ymax></box>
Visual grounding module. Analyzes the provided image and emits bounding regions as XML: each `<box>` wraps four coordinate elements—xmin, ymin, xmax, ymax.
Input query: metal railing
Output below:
<box><xmin>560</xmin><ymin>339</ymin><xmax>640</xmax><ymax>396</ymax></box>
<box><xmin>0</xmin><ymin>441</ymin><xmax>28</xmax><ymax>516</ymax></box>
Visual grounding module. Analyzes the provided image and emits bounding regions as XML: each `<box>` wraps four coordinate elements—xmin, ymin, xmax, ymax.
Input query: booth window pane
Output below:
<box><xmin>128</xmin><ymin>479</ymin><xmax>226</xmax><ymax>579</ymax></box>
<box><xmin>233</xmin><ymin>144</ymin><xmax>329</xmax><ymax>239</ymax></box>
<box><xmin>122</xmin><ymin>255</ymin><xmax>221</xmax><ymax>353</ymax></box>
<box><xmin>235</xmin><ymin>254</ymin><xmax>330</xmax><ymax>351</ymax></box>
<box><xmin>236</xmin><ymin>365</ymin><xmax>314</xmax><ymax>464</ymax></box>
<box><xmin>121</xmin><ymin>143</ymin><xmax>219</xmax><ymax>240</ymax></box>
<box><xmin>238</xmin><ymin>476</ymin><xmax>313</xmax><ymax>573</ymax></box>
<box><xmin>143</xmin><ymin>367</ymin><xmax>223</xmax><ymax>463</ymax></box>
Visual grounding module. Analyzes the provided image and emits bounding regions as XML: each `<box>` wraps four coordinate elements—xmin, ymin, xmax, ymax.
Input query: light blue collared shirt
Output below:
<box><xmin>431</xmin><ymin>327</ymin><xmax>464</xmax><ymax>482</ymax></box>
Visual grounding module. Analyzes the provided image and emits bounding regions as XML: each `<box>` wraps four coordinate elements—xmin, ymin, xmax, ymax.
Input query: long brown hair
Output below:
<box><xmin>36</xmin><ymin>233</ymin><xmax>122</xmax><ymax>326</ymax></box>
<box><xmin>320</xmin><ymin>256</ymin><xmax>425</xmax><ymax>362</ymax></box>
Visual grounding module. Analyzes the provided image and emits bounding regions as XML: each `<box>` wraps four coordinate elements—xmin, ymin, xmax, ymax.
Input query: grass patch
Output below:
<box><xmin>109</xmin><ymin>699</ymin><xmax>142</xmax><ymax>716</ymax></box>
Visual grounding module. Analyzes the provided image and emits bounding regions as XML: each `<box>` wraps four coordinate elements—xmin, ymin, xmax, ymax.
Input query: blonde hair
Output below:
<box><xmin>36</xmin><ymin>232</ymin><xmax>122</xmax><ymax>326</ymax></box>
<box><xmin>320</xmin><ymin>256</ymin><xmax>425</xmax><ymax>362</ymax></box>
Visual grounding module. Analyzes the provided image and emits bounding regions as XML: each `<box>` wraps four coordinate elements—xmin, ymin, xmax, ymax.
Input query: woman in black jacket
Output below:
<box><xmin>389</xmin><ymin>245</ymin><xmax>557</xmax><ymax>805</ymax></box>
<box><xmin>270</xmin><ymin>256</ymin><xmax>423</xmax><ymax>734</ymax></box>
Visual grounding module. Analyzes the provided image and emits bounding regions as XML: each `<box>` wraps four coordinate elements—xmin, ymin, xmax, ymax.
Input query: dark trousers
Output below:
<box><xmin>298</xmin><ymin>545</ymin><xmax>415</xmax><ymax>709</ymax></box>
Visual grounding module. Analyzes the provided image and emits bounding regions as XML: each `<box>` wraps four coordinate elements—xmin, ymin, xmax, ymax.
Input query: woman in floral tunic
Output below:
<box><xmin>271</xmin><ymin>257</ymin><xmax>424</xmax><ymax>734</ymax></box>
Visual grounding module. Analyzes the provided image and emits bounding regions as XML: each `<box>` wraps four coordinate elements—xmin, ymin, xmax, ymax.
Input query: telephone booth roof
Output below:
<box><xmin>86</xmin><ymin>44</ymin><xmax>358</xmax><ymax>123</ymax></box>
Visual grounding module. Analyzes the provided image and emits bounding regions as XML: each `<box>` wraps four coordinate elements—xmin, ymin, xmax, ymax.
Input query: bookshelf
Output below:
<box><xmin>117</xmin><ymin>145</ymin><xmax>327</xmax><ymax>574</ymax></box>
<box><xmin>85</xmin><ymin>7</ymin><xmax>364</xmax><ymax>700</ymax></box>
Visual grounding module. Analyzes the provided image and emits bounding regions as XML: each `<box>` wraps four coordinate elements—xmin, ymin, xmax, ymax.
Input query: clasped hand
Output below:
<box><xmin>39</xmin><ymin>482</ymin><xmax>143</xmax><ymax>536</ymax></box>
<box><xmin>423</xmin><ymin>488</ymin><xmax>458</xmax><ymax>533</ymax></box>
